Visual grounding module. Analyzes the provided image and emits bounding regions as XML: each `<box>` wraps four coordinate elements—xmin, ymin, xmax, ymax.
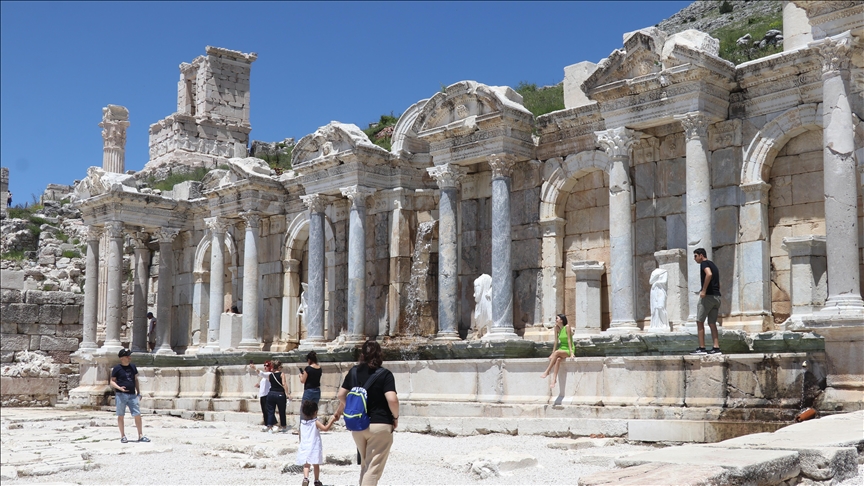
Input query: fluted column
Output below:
<box><xmin>676</xmin><ymin>113</ymin><xmax>714</xmax><ymax>322</ymax></box>
<box><xmin>427</xmin><ymin>164</ymin><xmax>466</xmax><ymax>340</ymax></box>
<box><xmin>80</xmin><ymin>226</ymin><xmax>103</xmax><ymax>351</ymax></box>
<box><xmin>341</xmin><ymin>185</ymin><xmax>375</xmax><ymax>342</ymax></box>
<box><xmin>154</xmin><ymin>228</ymin><xmax>179</xmax><ymax>355</ymax></box>
<box><xmin>813</xmin><ymin>34</ymin><xmax>864</xmax><ymax>314</ymax></box>
<box><xmin>130</xmin><ymin>232</ymin><xmax>151</xmax><ymax>353</ymax></box>
<box><xmin>596</xmin><ymin>128</ymin><xmax>639</xmax><ymax>331</ymax></box>
<box><xmin>203</xmin><ymin>217</ymin><xmax>228</xmax><ymax>352</ymax></box>
<box><xmin>99</xmin><ymin>105</ymin><xmax>129</xmax><ymax>174</ymax></box>
<box><xmin>101</xmin><ymin>221</ymin><xmax>125</xmax><ymax>353</ymax></box>
<box><xmin>300</xmin><ymin>194</ymin><xmax>327</xmax><ymax>348</ymax></box>
<box><xmin>238</xmin><ymin>212</ymin><xmax>261</xmax><ymax>350</ymax></box>
<box><xmin>485</xmin><ymin>154</ymin><xmax>520</xmax><ymax>341</ymax></box>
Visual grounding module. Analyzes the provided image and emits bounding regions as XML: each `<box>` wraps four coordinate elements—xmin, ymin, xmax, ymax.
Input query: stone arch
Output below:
<box><xmin>391</xmin><ymin>98</ymin><xmax>430</xmax><ymax>161</ymax></box>
<box><xmin>741</xmin><ymin>104</ymin><xmax>822</xmax><ymax>185</ymax></box>
<box><xmin>193</xmin><ymin>229</ymin><xmax>239</xmax><ymax>274</ymax></box>
<box><xmin>539</xmin><ymin>150</ymin><xmax>611</xmax><ymax>221</ymax></box>
<box><xmin>410</xmin><ymin>81</ymin><xmax>532</xmax><ymax>135</ymax></box>
<box><xmin>281</xmin><ymin>212</ymin><xmax>337</xmax><ymax>343</ymax></box>
<box><xmin>189</xmin><ymin>228</ymin><xmax>239</xmax><ymax>349</ymax></box>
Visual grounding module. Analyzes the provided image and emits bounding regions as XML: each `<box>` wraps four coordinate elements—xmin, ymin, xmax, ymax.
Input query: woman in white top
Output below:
<box><xmin>249</xmin><ymin>361</ymin><xmax>273</xmax><ymax>430</ymax></box>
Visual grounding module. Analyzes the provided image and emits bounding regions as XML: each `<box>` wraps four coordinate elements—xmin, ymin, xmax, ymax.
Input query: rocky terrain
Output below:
<box><xmin>656</xmin><ymin>0</ymin><xmax>781</xmax><ymax>35</ymax></box>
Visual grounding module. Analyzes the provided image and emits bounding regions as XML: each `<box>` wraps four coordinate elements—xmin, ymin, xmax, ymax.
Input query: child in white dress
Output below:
<box><xmin>297</xmin><ymin>400</ymin><xmax>334</xmax><ymax>486</ymax></box>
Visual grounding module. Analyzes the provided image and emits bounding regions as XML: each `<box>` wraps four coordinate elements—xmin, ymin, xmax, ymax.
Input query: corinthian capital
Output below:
<box><xmin>240</xmin><ymin>212</ymin><xmax>261</xmax><ymax>229</ymax></box>
<box><xmin>812</xmin><ymin>33</ymin><xmax>856</xmax><ymax>75</ymax></box>
<box><xmin>426</xmin><ymin>164</ymin><xmax>467</xmax><ymax>189</ymax></box>
<box><xmin>99</xmin><ymin>105</ymin><xmax>130</xmax><ymax>150</ymax></box>
<box><xmin>300</xmin><ymin>194</ymin><xmax>328</xmax><ymax>213</ymax></box>
<box><xmin>340</xmin><ymin>185</ymin><xmax>376</xmax><ymax>208</ymax></box>
<box><xmin>154</xmin><ymin>228</ymin><xmax>180</xmax><ymax>243</ymax></box>
<box><xmin>676</xmin><ymin>112</ymin><xmax>710</xmax><ymax>140</ymax></box>
<box><xmin>204</xmin><ymin>216</ymin><xmax>229</xmax><ymax>234</ymax></box>
<box><xmin>104</xmin><ymin>221</ymin><xmax>125</xmax><ymax>239</ymax></box>
<box><xmin>130</xmin><ymin>232</ymin><xmax>151</xmax><ymax>250</ymax></box>
<box><xmin>85</xmin><ymin>225</ymin><xmax>104</xmax><ymax>242</ymax></box>
<box><xmin>487</xmin><ymin>153</ymin><xmax>518</xmax><ymax>179</ymax></box>
<box><xmin>595</xmin><ymin>127</ymin><xmax>639</xmax><ymax>159</ymax></box>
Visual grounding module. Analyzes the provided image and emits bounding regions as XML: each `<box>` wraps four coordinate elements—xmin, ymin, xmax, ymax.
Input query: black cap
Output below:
<box><xmin>118</xmin><ymin>348</ymin><xmax>132</xmax><ymax>358</ymax></box>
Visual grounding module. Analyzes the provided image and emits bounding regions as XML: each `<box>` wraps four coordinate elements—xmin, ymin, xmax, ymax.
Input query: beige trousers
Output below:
<box><xmin>351</xmin><ymin>423</ymin><xmax>394</xmax><ymax>486</ymax></box>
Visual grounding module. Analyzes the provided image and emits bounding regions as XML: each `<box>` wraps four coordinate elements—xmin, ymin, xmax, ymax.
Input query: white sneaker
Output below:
<box><xmin>261</xmin><ymin>426</ymin><xmax>271</xmax><ymax>432</ymax></box>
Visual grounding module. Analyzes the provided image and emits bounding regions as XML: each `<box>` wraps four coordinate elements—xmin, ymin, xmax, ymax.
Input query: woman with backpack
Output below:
<box><xmin>334</xmin><ymin>340</ymin><xmax>398</xmax><ymax>486</ymax></box>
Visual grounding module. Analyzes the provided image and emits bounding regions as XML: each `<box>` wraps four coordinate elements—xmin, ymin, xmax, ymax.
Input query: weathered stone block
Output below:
<box><xmin>712</xmin><ymin>206</ymin><xmax>738</xmax><ymax>247</ymax></box>
<box><xmin>39</xmin><ymin>335</ymin><xmax>79</xmax><ymax>351</ymax></box>
<box><xmin>57</xmin><ymin>324</ymin><xmax>83</xmax><ymax>338</ymax></box>
<box><xmin>1</xmin><ymin>333</ymin><xmax>30</xmax><ymax>351</ymax></box>
<box><xmin>634</xmin><ymin>219</ymin><xmax>656</xmax><ymax>256</ymax></box>
<box><xmin>634</xmin><ymin>162</ymin><xmax>655</xmax><ymax>201</ymax></box>
<box><xmin>60</xmin><ymin>305</ymin><xmax>80</xmax><ymax>325</ymax></box>
<box><xmin>666</xmin><ymin>214</ymin><xmax>686</xmax><ymax>250</ymax></box>
<box><xmin>0</xmin><ymin>376</ymin><xmax>58</xmax><ymax>396</ymax></box>
<box><xmin>712</xmin><ymin>186</ymin><xmax>740</xmax><ymax>209</ymax></box>
<box><xmin>0</xmin><ymin>270</ymin><xmax>25</xmax><ymax>290</ymax></box>
<box><xmin>1</xmin><ymin>289</ymin><xmax>23</xmax><ymax>303</ymax></box>
<box><xmin>512</xmin><ymin>239</ymin><xmax>541</xmax><ymax>270</ymax></box>
<box><xmin>791</xmin><ymin>171</ymin><xmax>824</xmax><ymax>205</ymax></box>
<box><xmin>38</xmin><ymin>305</ymin><xmax>63</xmax><ymax>325</ymax></box>
<box><xmin>24</xmin><ymin>290</ymin><xmax>78</xmax><ymax>305</ymax></box>
<box><xmin>656</xmin><ymin>158</ymin><xmax>686</xmax><ymax>197</ymax></box>
<box><xmin>3</xmin><ymin>303</ymin><xmax>39</xmax><ymax>324</ymax></box>
<box><xmin>710</xmin><ymin>148</ymin><xmax>741</xmax><ymax>188</ymax></box>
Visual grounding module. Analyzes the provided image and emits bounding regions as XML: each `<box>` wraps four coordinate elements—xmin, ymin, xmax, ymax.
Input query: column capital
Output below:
<box><xmin>571</xmin><ymin>260</ymin><xmax>606</xmax><ymax>280</ymax></box>
<box><xmin>741</xmin><ymin>181</ymin><xmax>772</xmax><ymax>204</ymax></box>
<box><xmin>675</xmin><ymin>112</ymin><xmax>710</xmax><ymax>140</ymax></box>
<box><xmin>782</xmin><ymin>235</ymin><xmax>827</xmax><ymax>258</ymax></box>
<box><xmin>99</xmin><ymin>105</ymin><xmax>130</xmax><ymax>151</ymax></box>
<box><xmin>340</xmin><ymin>185</ymin><xmax>376</xmax><ymax>208</ymax></box>
<box><xmin>104</xmin><ymin>221</ymin><xmax>125</xmax><ymax>239</ymax></box>
<box><xmin>539</xmin><ymin>217</ymin><xmax>566</xmax><ymax>237</ymax></box>
<box><xmin>595</xmin><ymin>127</ymin><xmax>639</xmax><ymax>159</ymax></box>
<box><xmin>193</xmin><ymin>270</ymin><xmax>209</xmax><ymax>284</ymax></box>
<box><xmin>300</xmin><ymin>193</ymin><xmax>328</xmax><ymax>213</ymax></box>
<box><xmin>427</xmin><ymin>164</ymin><xmax>467</xmax><ymax>189</ymax></box>
<box><xmin>487</xmin><ymin>153</ymin><xmax>518</xmax><ymax>179</ymax></box>
<box><xmin>811</xmin><ymin>33</ymin><xmax>856</xmax><ymax>76</ymax></box>
<box><xmin>204</xmin><ymin>216</ymin><xmax>229</xmax><ymax>234</ymax></box>
<box><xmin>130</xmin><ymin>232</ymin><xmax>150</xmax><ymax>250</ymax></box>
<box><xmin>240</xmin><ymin>212</ymin><xmax>261</xmax><ymax>229</ymax></box>
<box><xmin>283</xmin><ymin>258</ymin><xmax>301</xmax><ymax>272</ymax></box>
<box><xmin>154</xmin><ymin>227</ymin><xmax>180</xmax><ymax>243</ymax></box>
<box><xmin>85</xmin><ymin>225</ymin><xmax>104</xmax><ymax>242</ymax></box>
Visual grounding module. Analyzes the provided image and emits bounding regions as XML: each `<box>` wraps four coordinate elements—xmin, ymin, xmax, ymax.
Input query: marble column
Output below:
<box><xmin>300</xmin><ymin>194</ymin><xmax>327</xmax><ymax>348</ymax></box>
<box><xmin>813</xmin><ymin>34</ymin><xmax>864</xmax><ymax>314</ymax></box>
<box><xmin>154</xmin><ymin>228</ymin><xmax>179</xmax><ymax>355</ymax></box>
<box><xmin>79</xmin><ymin>226</ymin><xmax>103</xmax><ymax>351</ymax></box>
<box><xmin>571</xmin><ymin>260</ymin><xmax>605</xmax><ymax>333</ymax></box>
<box><xmin>427</xmin><ymin>164</ymin><xmax>466</xmax><ymax>340</ymax></box>
<box><xmin>676</xmin><ymin>112</ymin><xmax>713</xmax><ymax>322</ymax></box>
<box><xmin>238</xmin><ymin>212</ymin><xmax>261</xmax><ymax>351</ymax></box>
<box><xmin>484</xmin><ymin>154</ymin><xmax>520</xmax><ymax>341</ymax></box>
<box><xmin>101</xmin><ymin>221</ymin><xmax>125</xmax><ymax>353</ymax></box>
<box><xmin>595</xmin><ymin>128</ymin><xmax>638</xmax><ymax>331</ymax></box>
<box><xmin>99</xmin><ymin>105</ymin><xmax>129</xmax><ymax>174</ymax></box>
<box><xmin>203</xmin><ymin>217</ymin><xmax>228</xmax><ymax>353</ymax></box>
<box><xmin>341</xmin><ymin>185</ymin><xmax>375</xmax><ymax>342</ymax></box>
<box><xmin>130</xmin><ymin>232</ymin><xmax>150</xmax><ymax>353</ymax></box>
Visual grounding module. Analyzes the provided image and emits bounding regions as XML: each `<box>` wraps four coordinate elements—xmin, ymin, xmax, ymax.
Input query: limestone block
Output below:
<box><xmin>0</xmin><ymin>270</ymin><xmax>25</xmax><ymax>290</ymax></box>
<box><xmin>500</xmin><ymin>359</ymin><xmax>549</xmax><ymax>404</ymax></box>
<box><xmin>24</xmin><ymin>291</ymin><xmax>79</xmax><ymax>305</ymax></box>
<box><xmin>683</xmin><ymin>356</ymin><xmax>726</xmax><ymax>407</ymax></box>
<box><xmin>791</xmin><ymin>171</ymin><xmax>824</xmax><ymax>205</ymax></box>
<box><xmin>29</xmin><ymin>335</ymin><xmax>40</xmax><ymax>350</ymax></box>
<box><xmin>57</xmin><ymin>324</ymin><xmax>82</xmax><ymax>338</ymax></box>
<box><xmin>602</xmin><ymin>356</ymin><xmax>684</xmax><ymax>406</ymax></box>
<box><xmin>18</xmin><ymin>323</ymin><xmax>55</xmax><ymax>335</ymax></box>
<box><xmin>0</xmin><ymin>334</ymin><xmax>30</xmax><ymax>351</ymax></box>
<box><xmin>634</xmin><ymin>219</ymin><xmax>656</xmax><ymax>256</ymax></box>
<box><xmin>710</xmin><ymin>148</ymin><xmax>742</xmax><ymax>188</ymax></box>
<box><xmin>0</xmin><ymin>376</ymin><xmax>58</xmax><ymax>396</ymax></box>
<box><xmin>711</xmin><ymin>186</ymin><xmax>740</xmax><ymax>209</ymax></box>
<box><xmin>217</xmin><ymin>365</ymin><xmax>259</xmax><ymax>399</ymax></box>
<box><xmin>726</xmin><ymin>354</ymin><xmax>807</xmax><ymax>408</ymax></box>
<box><xmin>38</xmin><ymin>305</ymin><xmax>64</xmax><ymax>325</ymax></box>
<box><xmin>410</xmin><ymin>360</ymin><xmax>478</xmax><ymax>402</ymax></box>
<box><xmin>712</xmin><ymin>206</ymin><xmax>738</xmax><ymax>247</ymax></box>
<box><xmin>178</xmin><ymin>366</ymin><xmax>217</xmax><ymax>398</ymax></box>
<box><xmin>567</xmin><ymin>358</ymin><xmax>605</xmax><ymax>406</ymax></box>
<box><xmin>511</xmin><ymin>239</ymin><xmax>541</xmax><ymax>271</ymax></box>
<box><xmin>659</xmin><ymin>134</ymin><xmax>685</xmax><ymax>160</ymax></box>
<box><xmin>171</xmin><ymin>181</ymin><xmax>202</xmax><ymax>200</ymax></box>
<box><xmin>634</xmin><ymin>162</ymin><xmax>655</xmax><ymax>201</ymax></box>
<box><xmin>655</xmin><ymin>196</ymin><xmax>684</xmax><ymax>217</ymax></box>
<box><xmin>666</xmin><ymin>214</ymin><xmax>687</xmax><ymax>250</ymax></box>
<box><xmin>563</xmin><ymin>61</ymin><xmax>598</xmax><ymax>109</ymax></box>
<box><xmin>219</xmin><ymin>313</ymin><xmax>242</xmax><ymax>350</ymax></box>
<box><xmin>4</xmin><ymin>303</ymin><xmax>39</xmax><ymax>324</ymax></box>
<box><xmin>0</xmin><ymin>322</ymin><xmax>14</xmax><ymax>334</ymax></box>
<box><xmin>137</xmin><ymin>367</ymin><xmax>180</xmax><ymax>398</ymax></box>
<box><xmin>578</xmin><ymin>463</ymin><xmax>727</xmax><ymax>486</ymax></box>
<box><xmin>60</xmin><ymin>305</ymin><xmax>80</xmax><ymax>325</ymax></box>
<box><xmin>39</xmin><ymin>336</ymin><xmax>78</xmax><ymax>351</ymax></box>
<box><xmin>0</xmin><ymin>289</ymin><xmax>23</xmax><ymax>303</ymax></box>
<box><xmin>662</xmin><ymin>29</ymin><xmax>720</xmax><ymax>58</ymax></box>
<box><xmin>635</xmin><ymin>200</ymin><xmax>654</xmax><ymax>220</ymax></box>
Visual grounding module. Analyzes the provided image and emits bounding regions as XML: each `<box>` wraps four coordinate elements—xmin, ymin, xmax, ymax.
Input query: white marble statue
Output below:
<box><xmin>471</xmin><ymin>274</ymin><xmax>492</xmax><ymax>340</ymax></box>
<box><xmin>649</xmin><ymin>268</ymin><xmax>669</xmax><ymax>331</ymax></box>
<box><xmin>297</xmin><ymin>282</ymin><xmax>308</xmax><ymax>324</ymax></box>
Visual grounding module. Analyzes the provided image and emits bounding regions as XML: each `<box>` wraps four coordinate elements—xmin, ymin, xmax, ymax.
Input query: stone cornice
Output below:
<box><xmin>78</xmin><ymin>191</ymin><xmax>193</xmax><ymax>230</ymax></box>
<box><xmin>792</xmin><ymin>1</ymin><xmax>863</xmax><ymax>25</ymax></box>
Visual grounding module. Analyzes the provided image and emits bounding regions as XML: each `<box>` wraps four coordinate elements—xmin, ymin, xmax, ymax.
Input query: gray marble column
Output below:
<box><xmin>154</xmin><ymin>228</ymin><xmax>179</xmax><ymax>355</ymax></box>
<box><xmin>80</xmin><ymin>226</ymin><xmax>103</xmax><ymax>351</ymax></box>
<box><xmin>485</xmin><ymin>154</ymin><xmax>520</xmax><ymax>341</ymax></box>
<box><xmin>676</xmin><ymin>112</ymin><xmax>714</xmax><ymax>322</ymax></box>
<box><xmin>203</xmin><ymin>217</ymin><xmax>228</xmax><ymax>353</ymax></box>
<box><xmin>101</xmin><ymin>221</ymin><xmax>125</xmax><ymax>353</ymax></box>
<box><xmin>427</xmin><ymin>164</ymin><xmax>466</xmax><ymax>340</ymax></box>
<box><xmin>238</xmin><ymin>212</ymin><xmax>261</xmax><ymax>350</ymax></box>
<box><xmin>813</xmin><ymin>34</ymin><xmax>864</xmax><ymax>314</ymax></box>
<box><xmin>341</xmin><ymin>185</ymin><xmax>375</xmax><ymax>342</ymax></box>
<box><xmin>130</xmin><ymin>232</ymin><xmax>150</xmax><ymax>353</ymax></box>
<box><xmin>300</xmin><ymin>194</ymin><xmax>327</xmax><ymax>348</ymax></box>
<box><xmin>596</xmin><ymin>128</ymin><xmax>639</xmax><ymax>331</ymax></box>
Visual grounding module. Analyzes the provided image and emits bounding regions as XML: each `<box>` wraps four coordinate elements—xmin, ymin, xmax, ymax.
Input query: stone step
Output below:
<box><xmin>579</xmin><ymin>463</ymin><xmax>728</xmax><ymax>486</ymax></box>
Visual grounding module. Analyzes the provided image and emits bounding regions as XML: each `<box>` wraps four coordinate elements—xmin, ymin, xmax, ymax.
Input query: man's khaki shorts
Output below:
<box><xmin>697</xmin><ymin>295</ymin><xmax>721</xmax><ymax>324</ymax></box>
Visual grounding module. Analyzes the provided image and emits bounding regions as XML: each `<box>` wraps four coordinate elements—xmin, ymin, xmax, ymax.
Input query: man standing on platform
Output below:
<box><xmin>691</xmin><ymin>248</ymin><xmax>722</xmax><ymax>355</ymax></box>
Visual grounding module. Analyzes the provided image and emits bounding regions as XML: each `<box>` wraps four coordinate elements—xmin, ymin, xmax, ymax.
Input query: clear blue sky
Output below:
<box><xmin>1</xmin><ymin>1</ymin><xmax>690</xmax><ymax>204</ymax></box>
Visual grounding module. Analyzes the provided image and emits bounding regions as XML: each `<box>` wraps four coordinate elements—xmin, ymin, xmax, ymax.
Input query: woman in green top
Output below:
<box><xmin>540</xmin><ymin>314</ymin><xmax>574</xmax><ymax>389</ymax></box>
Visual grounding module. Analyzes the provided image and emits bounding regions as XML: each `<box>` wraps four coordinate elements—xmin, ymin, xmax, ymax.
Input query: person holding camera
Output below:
<box><xmin>111</xmin><ymin>349</ymin><xmax>150</xmax><ymax>443</ymax></box>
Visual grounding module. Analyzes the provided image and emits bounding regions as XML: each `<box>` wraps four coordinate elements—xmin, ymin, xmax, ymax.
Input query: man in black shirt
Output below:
<box><xmin>691</xmin><ymin>248</ymin><xmax>722</xmax><ymax>355</ymax></box>
<box><xmin>111</xmin><ymin>349</ymin><xmax>150</xmax><ymax>443</ymax></box>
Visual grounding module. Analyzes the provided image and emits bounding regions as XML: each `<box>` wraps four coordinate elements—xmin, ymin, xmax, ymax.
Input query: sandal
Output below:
<box><xmin>314</xmin><ymin>481</ymin><xmax>323</xmax><ymax>486</ymax></box>
<box><xmin>120</xmin><ymin>436</ymin><xmax>128</xmax><ymax>443</ymax></box>
<box><xmin>138</xmin><ymin>436</ymin><xmax>150</xmax><ymax>443</ymax></box>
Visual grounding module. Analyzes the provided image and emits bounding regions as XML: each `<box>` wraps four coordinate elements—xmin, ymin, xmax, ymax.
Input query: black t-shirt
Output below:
<box><xmin>269</xmin><ymin>372</ymin><xmax>285</xmax><ymax>394</ymax></box>
<box><xmin>111</xmin><ymin>363</ymin><xmax>138</xmax><ymax>395</ymax></box>
<box><xmin>700</xmin><ymin>260</ymin><xmax>721</xmax><ymax>296</ymax></box>
<box><xmin>304</xmin><ymin>366</ymin><xmax>322</xmax><ymax>390</ymax></box>
<box><xmin>341</xmin><ymin>364</ymin><xmax>397</xmax><ymax>425</ymax></box>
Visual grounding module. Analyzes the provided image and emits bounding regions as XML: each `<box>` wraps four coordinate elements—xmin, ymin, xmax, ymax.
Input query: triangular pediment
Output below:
<box><xmin>583</xmin><ymin>30</ymin><xmax>663</xmax><ymax>93</ymax></box>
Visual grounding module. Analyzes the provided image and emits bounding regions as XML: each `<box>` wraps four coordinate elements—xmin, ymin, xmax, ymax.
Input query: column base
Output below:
<box><xmin>197</xmin><ymin>343</ymin><xmax>222</xmax><ymax>354</ymax></box>
<box><xmin>820</xmin><ymin>296</ymin><xmax>864</xmax><ymax>317</ymax></box>
<box><xmin>481</xmin><ymin>328</ymin><xmax>520</xmax><ymax>342</ymax></box>
<box><xmin>98</xmin><ymin>343</ymin><xmax>125</xmax><ymax>356</ymax></box>
<box><xmin>720</xmin><ymin>313</ymin><xmax>771</xmax><ymax>332</ymax></box>
<box><xmin>77</xmin><ymin>342</ymin><xmax>98</xmax><ymax>352</ymax></box>
<box><xmin>154</xmin><ymin>345</ymin><xmax>176</xmax><ymax>356</ymax></box>
<box><xmin>237</xmin><ymin>340</ymin><xmax>261</xmax><ymax>352</ymax></box>
<box><xmin>606</xmin><ymin>321</ymin><xmax>640</xmax><ymax>333</ymax></box>
<box><xmin>434</xmin><ymin>332</ymin><xmax>461</xmax><ymax>341</ymax></box>
<box><xmin>344</xmin><ymin>335</ymin><xmax>367</xmax><ymax>345</ymax></box>
<box><xmin>298</xmin><ymin>338</ymin><xmax>328</xmax><ymax>351</ymax></box>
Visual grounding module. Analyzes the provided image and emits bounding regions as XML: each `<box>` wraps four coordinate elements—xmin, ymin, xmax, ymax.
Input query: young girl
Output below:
<box><xmin>540</xmin><ymin>314</ymin><xmax>574</xmax><ymax>389</ymax></box>
<box><xmin>297</xmin><ymin>400</ymin><xmax>334</xmax><ymax>486</ymax></box>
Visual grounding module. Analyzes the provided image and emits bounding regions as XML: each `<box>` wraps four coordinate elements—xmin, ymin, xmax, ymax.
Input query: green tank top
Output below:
<box><xmin>557</xmin><ymin>326</ymin><xmax>570</xmax><ymax>353</ymax></box>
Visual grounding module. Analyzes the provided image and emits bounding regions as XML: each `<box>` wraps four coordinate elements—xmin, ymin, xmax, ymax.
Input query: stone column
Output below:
<box><xmin>676</xmin><ymin>113</ymin><xmax>713</xmax><ymax>323</ymax></box>
<box><xmin>203</xmin><ymin>217</ymin><xmax>228</xmax><ymax>353</ymax></box>
<box><xmin>813</xmin><ymin>34</ymin><xmax>864</xmax><ymax>314</ymax></box>
<box><xmin>238</xmin><ymin>212</ymin><xmax>261</xmax><ymax>351</ymax></box>
<box><xmin>484</xmin><ymin>154</ymin><xmax>520</xmax><ymax>341</ymax></box>
<box><xmin>80</xmin><ymin>226</ymin><xmax>103</xmax><ymax>351</ymax></box>
<box><xmin>540</xmin><ymin>218</ymin><xmax>566</xmax><ymax>329</ymax></box>
<box><xmin>281</xmin><ymin>258</ymin><xmax>301</xmax><ymax>342</ymax></box>
<box><xmin>427</xmin><ymin>164</ymin><xmax>467</xmax><ymax>340</ymax></box>
<box><xmin>154</xmin><ymin>228</ymin><xmax>179</xmax><ymax>355</ymax></box>
<box><xmin>571</xmin><ymin>261</ymin><xmax>605</xmax><ymax>333</ymax></box>
<box><xmin>595</xmin><ymin>128</ymin><xmax>638</xmax><ymax>331</ymax></box>
<box><xmin>737</xmin><ymin>181</ymin><xmax>772</xmax><ymax>327</ymax></box>
<box><xmin>341</xmin><ymin>185</ymin><xmax>375</xmax><ymax>342</ymax></box>
<box><xmin>191</xmin><ymin>270</ymin><xmax>209</xmax><ymax>351</ymax></box>
<box><xmin>782</xmin><ymin>236</ymin><xmax>827</xmax><ymax>319</ymax></box>
<box><xmin>101</xmin><ymin>221</ymin><xmax>125</xmax><ymax>353</ymax></box>
<box><xmin>130</xmin><ymin>232</ymin><xmax>150</xmax><ymax>353</ymax></box>
<box><xmin>99</xmin><ymin>105</ymin><xmax>130</xmax><ymax>174</ymax></box>
<box><xmin>654</xmin><ymin>249</ymin><xmax>689</xmax><ymax>328</ymax></box>
<box><xmin>300</xmin><ymin>194</ymin><xmax>328</xmax><ymax>348</ymax></box>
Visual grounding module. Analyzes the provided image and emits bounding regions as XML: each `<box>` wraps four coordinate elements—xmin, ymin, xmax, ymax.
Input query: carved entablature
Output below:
<box><xmin>732</xmin><ymin>49</ymin><xmax>823</xmax><ymax>118</ymax></box>
<box><xmin>291</xmin><ymin>160</ymin><xmax>429</xmax><ymax>198</ymax></box>
<box><xmin>535</xmin><ymin>104</ymin><xmax>606</xmax><ymax>161</ymax></box>
<box><xmin>292</xmin><ymin>122</ymin><xmax>391</xmax><ymax>176</ymax></box>
<box><xmin>583</xmin><ymin>28</ymin><xmax>735</xmax><ymax>130</ymax></box>
<box><xmin>78</xmin><ymin>190</ymin><xmax>192</xmax><ymax>230</ymax></box>
<box><xmin>410</xmin><ymin>81</ymin><xmax>535</xmax><ymax>166</ymax></box>
<box><xmin>792</xmin><ymin>1</ymin><xmax>864</xmax><ymax>40</ymax></box>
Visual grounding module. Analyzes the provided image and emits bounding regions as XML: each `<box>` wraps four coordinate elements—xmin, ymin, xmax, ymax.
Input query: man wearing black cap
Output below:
<box><xmin>111</xmin><ymin>349</ymin><xmax>150</xmax><ymax>443</ymax></box>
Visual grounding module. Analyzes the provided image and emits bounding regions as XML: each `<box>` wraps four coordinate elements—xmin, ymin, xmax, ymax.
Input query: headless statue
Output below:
<box><xmin>471</xmin><ymin>274</ymin><xmax>492</xmax><ymax>340</ymax></box>
<box><xmin>649</xmin><ymin>268</ymin><xmax>669</xmax><ymax>331</ymax></box>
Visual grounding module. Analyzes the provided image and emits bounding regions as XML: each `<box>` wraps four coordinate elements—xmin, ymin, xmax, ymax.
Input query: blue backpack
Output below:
<box><xmin>343</xmin><ymin>367</ymin><xmax>382</xmax><ymax>431</ymax></box>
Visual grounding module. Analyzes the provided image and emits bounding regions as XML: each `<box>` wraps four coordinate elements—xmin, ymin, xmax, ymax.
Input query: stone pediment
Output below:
<box><xmin>582</xmin><ymin>30</ymin><xmax>665</xmax><ymax>92</ymax></box>
<box><xmin>72</xmin><ymin>166</ymin><xmax>139</xmax><ymax>201</ymax></box>
<box><xmin>214</xmin><ymin>157</ymin><xmax>276</xmax><ymax>188</ymax></box>
<box><xmin>292</xmin><ymin>122</ymin><xmax>390</xmax><ymax>174</ymax></box>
